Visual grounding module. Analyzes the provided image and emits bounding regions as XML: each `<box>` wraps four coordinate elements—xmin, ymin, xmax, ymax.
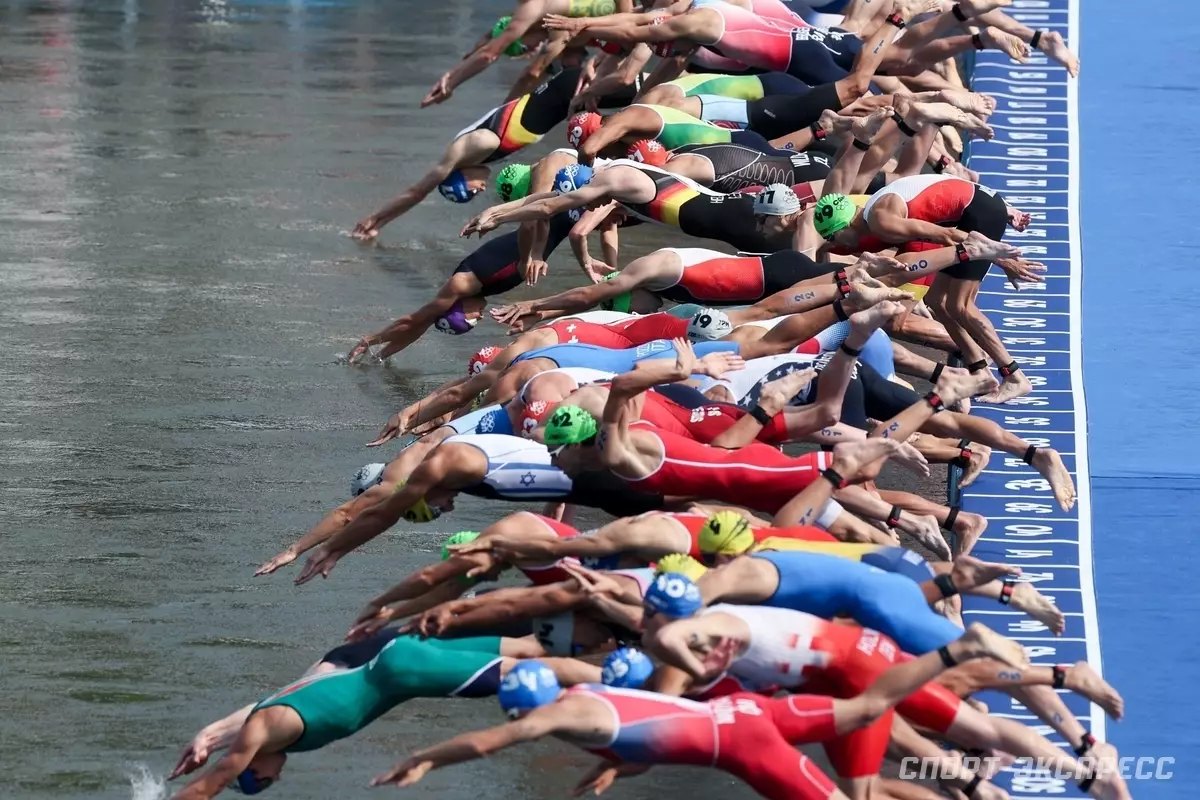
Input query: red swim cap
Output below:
<box><xmin>627</xmin><ymin>139</ymin><xmax>668</xmax><ymax>167</ymax></box>
<box><xmin>567</xmin><ymin>112</ymin><xmax>603</xmax><ymax>149</ymax></box>
<box><xmin>467</xmin><ymin>345</ymin><xmax>502</xmax><ymax>376</ymax></box>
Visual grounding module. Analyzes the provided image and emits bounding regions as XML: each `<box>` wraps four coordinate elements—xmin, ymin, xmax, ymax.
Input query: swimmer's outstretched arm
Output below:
<box><xmin>371</xmin><ymin>701</ymin><xmax>584</xmax><ymax>789</ymax></box>
<box><xmin>405</xmin><ymin>582</ymin><xmax>586</xmax><ymax>638</ymax></box>
<box><xmin>169</xmin><ymin>703</ymin><xmax>257</xmax><ymax>780</ymax></box>
<box><xmin>465</xmin><ymin>184</ymin><xmax>610</xmax><ymax>235</ymax></box>
<box><xmin>169</xmin><ymin>715</ymin><xmax>275</xmax><ymax>800</ymax></box>
<box><xmin>491</xmin><ymin>257</ymin><xmax>642</xmax><ymax>324</ymax></box>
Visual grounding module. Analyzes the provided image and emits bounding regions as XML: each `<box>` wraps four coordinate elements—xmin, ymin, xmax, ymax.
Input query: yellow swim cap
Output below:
<box><xmin>698</xmin><ymin>511</ymin><xmax>755</xmax><ymax>556</ymax></box>
<box><xmin>654</xmin><ymin>553</ymin><xmax>708</xmax><ymax>581</ymax></box>
<box><xmin>392</xmin><ymin>479</ymin><xmax>441</xmax><ymax>523</ymax></box>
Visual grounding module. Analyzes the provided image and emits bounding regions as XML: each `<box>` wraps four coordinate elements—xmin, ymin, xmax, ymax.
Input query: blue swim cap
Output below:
<box><xmin>498</xmin><ymin>660</ymin><xmax>561</xmax><ymax>718</ymax></box>
<box><xmin>643</xmin><ymin>572</ymin><xmax>704</xmax><ymax>619</ymax></box>
<box><xmin>438</xmin><ymin>169</ymin><xmax>479</xmax><ymax>204</ymax></box>
<box><xmin>554</xmin><ymin>164</ymin><xmax>594</xmax><ymax>194</ymax></box>
<box><xmin>602</xmin><ymin>647</ymin><xmax>655</xmax><ymax>689</ymax></box>
<box><xmin>235</xmin><ymin>769</ymin><xmax>275</xmax><ymax>795</ymax></box>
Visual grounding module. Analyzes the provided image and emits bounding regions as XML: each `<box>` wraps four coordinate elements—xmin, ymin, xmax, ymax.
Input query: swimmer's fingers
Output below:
<box><xmin>367</xmin><ymin>414</ymin><xmax>402</xmax><ymax>447</ymax></box>
<box><xmin>526</xmin><ymin>260</ymin><xmax>549</xmax><ymax>286</ymax></box>
<box><xmin>168</xmin><ymin>742</ymin><xmax>207</xmax><ymax>780</ymax></box>
<box><xmin>254</xmin><ymin>549</ymin><xmax>298</xmax><ymax>576</ymax></box>
<box><xmin>295</xmin><ymin>550</ymin><xmax>339</xmax><ymax>586</ymax></box>
<box><xmin>371</xmin><ymin>759</ymin><xmax>432</xmax><ymax>788</ymax></box>
<box><xmin>572</xmin><ymin>762</ymin><xmax>621</xmax><ymax>796</ymax></box>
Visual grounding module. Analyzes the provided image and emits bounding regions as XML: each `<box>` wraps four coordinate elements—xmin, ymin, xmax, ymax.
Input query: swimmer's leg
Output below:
<box><xmin>937</xmin><ymin>660</ymin><xmax>1123</xmax><ymax>720</ymax></box>
<box><xmin>874</xmin><ymin>488</ymin><xmax>987</xmax><ymax>555</ymax></box>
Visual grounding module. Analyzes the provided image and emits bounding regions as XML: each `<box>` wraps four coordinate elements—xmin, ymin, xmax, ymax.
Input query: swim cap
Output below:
<box><xmin>495</xmin><ymin>163</ymin><xmax>532</xmax><ymax>202</ymax></box>
<box><xmin>442</xmin><ymin>531</ymin><xmax>481</xmax><ymax>560</ymax></box>
<box><xmin>468</xmin><ymin>345</ymin><xmax>502</xmax><ymax>376</ymax></box>
<box><xmin>521</xmin><ymin>399</ymin><xmax>553</xmax><ymax>437</ymax></box>
<box><xmin>644</xmin><ymin>572</ymin><xmax>704</xmax><ymax>618</ymax></box>
<box><xmin>598</xmin><ymin>271</ymin><xmax>632</xmax><ymax>313</ymax></box>
<box><xmin>687</xmin><ymin>308</ymin><xmax>733</xmax><ymax>342</ymax></box>
<box><xmin>543</xmin><ymin>405</ymin><xmax>599</xmax><ymax>447</ymax></box>
<box><xmin>554</xmin><ymin>163</ymin><xmax>594</xmax><ymax>194</ymax></box>
<box><xmin>498</xmin><ymin>660</ymin><xmax>561</xmax><ymax>718</ymax></box>
<box><xmin>395</xmin><ymin>480</ymin><xmax>442</xmax><ymax>523</ymax></box>
<box><xmin>602</xmin><ymin>647</ymin><xmax>655</xmax><ymax>689</ymax></box>
<box><xmin>351</xmin><ymin>463</ymin><xmax>387</xmax><ymax>497</ymax></box>
<box><xmin>435</xmin><ymin>300</ymin><xmax>479</xmax><ymax>335</ymax></box>
<box><xmin>438</xmin><ymin>169</ymin><xmax>479</xmax><ymax>204</ymax></box>
<box><xmin>490</xmin><ymin>16</ymin><xmax>529</xmax><ymax>57</ymax></box>
<box><xmin>627</xmin><ymin>139</ymin><xmax>668</xmax><ymax>168</ymax></box>
<box><xmin>654</xmin><ymin>553</ymin><xmax>709</xmax><ymax>581</ymax></box>
<box><xmin>813</xmin><ymin>193</ymin><xmax>857</xmax><ymax>239</ymax></box>
<box><xmin>698</xmin><ymin>511</ymin><xmax>755</xmax><ymax>556</ymax></box>
<box><xmin>235</xmin><ymin>769</ymin><xmax>274</xmax><ymax>795</ymax></box>
<box><xmin>566</xmin><ymin>112</ymin><xmax>603</xmax><ymax>149</ymax></box>
<box><xmin>753</xmin><ymin>183</ymin><xmax>803</xmax><ymax>216</ymax></box>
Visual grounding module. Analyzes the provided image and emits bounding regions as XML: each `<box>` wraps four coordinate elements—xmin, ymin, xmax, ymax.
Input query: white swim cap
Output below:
<box><xmin>687</xmin><ymin>308</ymin><xmax>733</xmax><ymax>342</ymax></box>
<box><xmin>753</xmin><ymin>183</ymin><xmax>803</xmax><ymax>216</ymax></box>
<box><xmin>351</xmin><ymin>463</ymin><xmax>387</xmax><ymax>496</ymax></box>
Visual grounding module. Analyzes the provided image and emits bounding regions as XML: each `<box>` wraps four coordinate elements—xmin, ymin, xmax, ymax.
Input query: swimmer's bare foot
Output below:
<box><xmin>938</xmin><ymin>125</ymin><xmax>964</xmax><ymax>159</ymax></box>
<box><xmin>977</xmin><ymin>371</ymin><xmax>1033</xmax><ymax>405</ymax></box>
<box><xmin>956</xmin><ymin>0</ymin><xmax>1013</xmax><ymax>17</ymax></box>
<box><xmin>847</xmin><ymin>280</ymin><xmax>915</xmax><ymax>310</ymax></box>
<box><xmin>756</xmin><ymin>368</ymin><xmax>817</xmax><ymax>414</ymax></box>
<box><xmin>945</xmin><ymin>160</ymin><xmax>981</xmax><ymax>182</ymax></box>
<box><xmin>850</xmin><ymin>106</ymin><xmax>893</xmax><ymax>144</ymax></box>
<box><xmin>895</xmin><ymin>0</ymin><xmax>942</xmax><ymax>21</ymax></box>
<box><xmin>901</xmin><ymin>512</ymin><xmax>951</xmax><ymax>560</ymax></box>
<box><xmin>936</xmin><ymin>367</ymin><xmax>998</xmax><ymax>410</ymax></box>
<box><xmin>893</xmin><ymin>442</ymin><xmax>931</xmax><ymax>477</ymax></box>
<box><xmin>938</xmin><ymin>597</ymin><xmax>964</xmax><ymax>629</ymax></box>
<box><xmin>949</xmin><ymin>509</ymin><xmax>987</xmax><ymax>556</ymax></box>
<box><xmin>1035</xmin><ymin>29</ymin><xmax>1079</xmax><ymax>77</ymax></box>
<box><xmin>816</xmin><ymin>109</ymin><xmax>854</xmax><ymax>138</ymax></box>
<box><xmin>934</xmin><ymin>88</ymin><xmax>997</xmax><ymax>117</ymax></box>
<box><xmin>1009</xmin><ymin>581</ymin><xmax>1064</xmax><ymax>634</ymax></box>
<box><xmin>830</xmin><ymin>438</ymin><xmax>908</xmax><ymax>480</ymax></box>
<box><xmin>958</xmin><ymin>445</ymin><xmax>991</xmax><ymax>488</ymax></box>
<box><xmin>951</xmin><ymin>553</ymin><xmax>1019</xmax><ymax>593</ymax></box>
<box><xmin>963</xmin><ymin>230</ymin><xmax>1021</xmax><ymax>262</ymax></box>
<box><xmin>848</xmin><ymin>300</ymin><xmax>908</xmax><ymax>337</ymax></box>
<box><xmin>959</xmin><ymin>621</ymin><xmax>1029</xmax><ymax>668</ymax></box>
<box><xmin>1026</xmin><ymin>446</ymin><xmax>1076</xmax><ymax>511</ymax></box>
<box><xmin>979</xmin><ymin>26</ymin><xmax>1031</xmax><ymax>62</ymax></box>
<box><xmin>1084</xmin><ymin>760</ymin><xmax>1132</xmax><ymax>800</ymax></box>
<box><xmin>1064</xmin><ymin>661</ymin><xmax>1124</xmax><ymax>720</ymax></box>
<box><xmin>910</xmin><ymin>102</ymin><xmax>994</xmax><ymax>139</ymax></box>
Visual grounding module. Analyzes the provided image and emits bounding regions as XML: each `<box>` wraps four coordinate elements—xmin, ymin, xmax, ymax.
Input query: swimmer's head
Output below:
<box><xmin>543</xmin><ymin>405</ymin><xmax>599</xmax><ymax>454</ymax></box>
<box><xmin>554</xmin><ymin>163</ymin><xmax>594</xmax><ymax>194</ymax></box>
<box><xmin>698</xmin><ymin>510</ymin><xmax>755</xmax><ymax>562</ymax></box>
<box><xmin>687</xmin><ymin>308</ymin><xmax>733</xmax><ymax>342</ymax></box>
<box><xmin>627</xmin><ymin>139</ymin><xmax>668</xmax><ymax>168</ymax></box>
<box><xmin>643</xmin><ymin>571</ymin><xmax>704</xmax><ymax>621</ymax></box>
<box><xmin>753</xmin><ymin>182</ymin><xmax>804</xmax><ymax>238</ymax></box>
<box><xmin>435</xmin><ymin>295</ymin><xmax>486</xmax><ymax>335</ymax></box>
<box><xmin>351</xmin><ymin>463</ymin><xmax>387</xmax><ymax>497</ymax></box>
<box><xmin>495</xmin><ymin>163</ymin><xmax>533</xmax><ymax>202</ymax></box>
<box><xmin>395</xmin><ymin>479</ymin><xmax>444</xmax><ymax>523</ymax></box>
<box><xmin>233</xmin><ymin>753</ymin><xmax>287</xmax><ymax>795</ymax></box>
<box><xmin>498</xmin><ymin>660</ymin><xmax>562</xmax><ymax>718</ymax></box>
<box><xmin>602</xmin><ymin>647</ymin><xmax>655</xmax><ymax>689</ymax></box>
<box><xmin>437</xmin><ymin>166</ymin><xmax>491</xmax><ymax>204</ymax></box>
<box><xmin>654</xmin><ymin>553</ymin><xmax>709</xmax><ymax>582</ymax></box>
<box><xmin>490</xmin><ymin>16</ymin><xmax>530</xmax><ymax>57</ymax></box>
<box><xmin>812</xmin><ymin>193</ymin><xmax>859</xmax><ymax>242</ymax></box>
<box><xmin>566</xmin><ymin>112</ymin><xmax>603</xmax><ymax>149</ymax></box>
<box><xmin>441</xmin><ymin>531</ymin><xmax>480</xmax><ymax>560</ymax></box>
<box><xmin>468</xmin><ymin>344</ymin><xmax>503</xmax><ymax>376</ymax></box>
<box><xmin>521</xmin><ymin>399</ymin><xmax>555</xmax><ymax>439</ymax></box>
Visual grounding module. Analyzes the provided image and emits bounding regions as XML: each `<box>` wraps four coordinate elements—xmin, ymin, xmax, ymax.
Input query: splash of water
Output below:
<box><xmin>125</xmin><ymin>763</ymin><xmax>167</xmax><ymax>800</ymax></box>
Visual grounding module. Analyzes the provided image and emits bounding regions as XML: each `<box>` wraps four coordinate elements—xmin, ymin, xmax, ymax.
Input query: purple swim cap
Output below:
<box><xmin>434</xmin><ymin>300</ymin><xmax>479</xmax><ymax>335</ymax></box>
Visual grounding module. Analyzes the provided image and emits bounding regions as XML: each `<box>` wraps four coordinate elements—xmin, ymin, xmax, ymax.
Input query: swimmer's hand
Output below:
<box><xmin>491</xmin><ymin>301</ymin><xmax>533</xmax><ymax>327</ymax></box>
<box><xmin>564</xmin><ymin>562</ymin><xmax>624</xmax><ymax>597</ymax></box>
<box><xmin>572</xmin><ymin>761</ymin><xmax>651</xmax><ymax>797</ymax></box>
<box><xmin>696</xmin><ymin>350</ymin><xmax>746</xmax><ymax>380</ymax></box>
<box><xmin>421</xmin><ymin>73</ymin><xmax>453</xmax><ymax>108</ymax></box>
<box><xmin>347</xmin><ymin>336</ymin><xmax>376</xmax><ymax>364</ymax></box>
<box><xmin>371</xmin><ymin>757</ymin><xmax>435</xmax><ymax>788</ymax></box>
<box><xmin>400</xmin><ymin>605</ymin><xmax>455</xmax><ymax>638</ymax></box>
<box><xmin>169</xmin><ymin>733</ymin><xmax>216</xmax><ymax>780</ymax></box>
<box><xmin>544</xmin><ymin>13</ymin><xmax>588</xmax><ymax>34</ymax></box>
<box><xmin>461</xmin><ymin>212</ymin><xmax>498</xmax><ymax>238</ymax></box>
<box><xmin>367</xmin><ymin>408</ymin><xmax>412</xmax><ymax>447</ymax></box>
<box><xmin>1006</xmin><ymin>206</ymin><xmax>1031</xmax><ymax>232</ymax></box>
<box><xmin>525</xmin><ymin>259</ymin><xmax>549</xmax><ymax>286</ymax></box>
<box><xmin>347</xmin><ymin>604</ymin><xmax>396</xmax><ymax>642</ymax></box>
<box><xmin>255</xmin><ymin>547</ymin><xmax>299</xmax><ymax>577</ymax></box>
<box><xmin>296</xmin><ymin>547</ymin><xmax>341</xmax><ymax>585</ymax></box>
<box><xmin>994</xmin><ymin>257</ymin><xmax>1046</xmax><ymax>291</ymax></box>
<box><xmin>352</xmin><ymin>215</ymin><xmax>382</xmax><ymax>241</ymax></box>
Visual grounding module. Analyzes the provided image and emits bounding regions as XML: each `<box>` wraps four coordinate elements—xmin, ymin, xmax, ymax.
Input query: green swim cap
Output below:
<box><xmin>491</xmin><ymin>16</ymin><xmax>529</xmax><ymax>57</ymax></box>
<box><xmin>598</xmin><ymin>271</ymin><xmax>632</xmax><ymax>313</ymax></box>
<box><xmin>812</xmin><ymin>193</ymin><xmax>857</xmax><ymax>239</ymax></box>
<box><xmin>496</xmin><ymin>163</ymin><xmax>532</xmax><ymax>202</ymax></box>
<box><xmin>544</xmin><ymin>405</ymin><xmax>599</xmax><ymax>447</ymax></box>
<box><xmin>442</xmin><ymin>531</ymin><xmax>481</xmax><ymax>560</ymax></box>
